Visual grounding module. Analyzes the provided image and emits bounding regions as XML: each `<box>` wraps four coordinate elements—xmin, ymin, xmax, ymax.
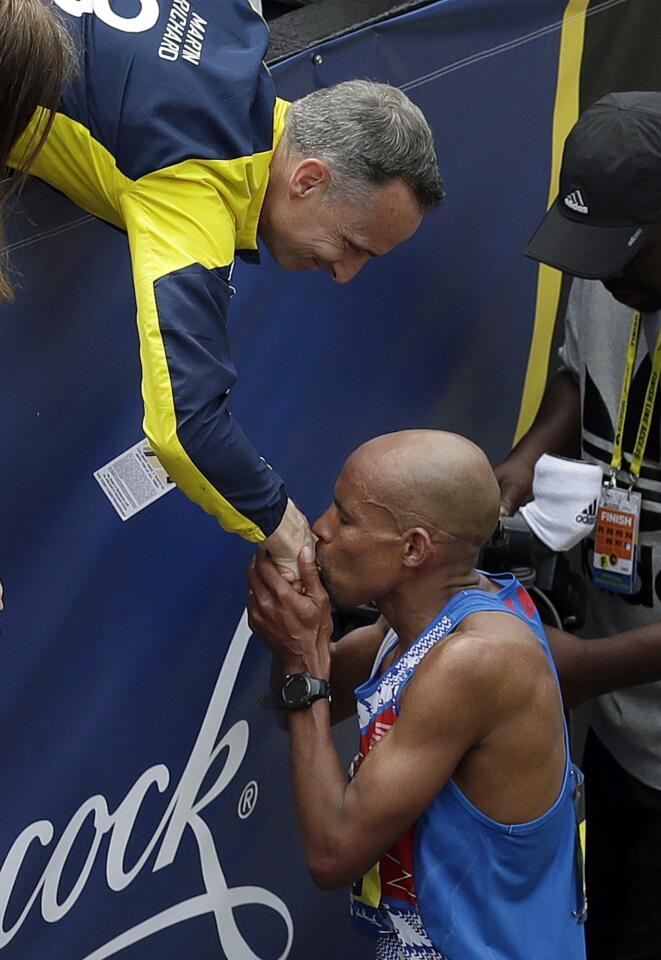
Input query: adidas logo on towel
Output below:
<box><xmin>564</xmin><ymin>190</ymin><xmax>588</xmax><ymax>214</ymax></box>
<box><xmin>576</xmin><ymin>498</ymin><xmax>598</xmax><ymax>525</ymax></box>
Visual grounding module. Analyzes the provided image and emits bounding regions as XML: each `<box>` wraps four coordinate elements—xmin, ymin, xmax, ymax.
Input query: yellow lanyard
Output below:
<box><xmin>611</xmin><ymin>311</ymin><xmax>661</xmax><ymax>485</ymax></box>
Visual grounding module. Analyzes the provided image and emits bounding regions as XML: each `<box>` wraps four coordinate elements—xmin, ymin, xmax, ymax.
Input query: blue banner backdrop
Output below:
<box><xmin>0</xmin><ymin>1</ymin><xmax>568</xmax><ymax>957</ymax></box>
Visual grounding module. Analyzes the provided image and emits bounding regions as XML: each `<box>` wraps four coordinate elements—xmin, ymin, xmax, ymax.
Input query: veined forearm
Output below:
<box><xmin>288</xmin><ymin>701</ymin><xmax>354</xmax><ymax>889</ymax></box>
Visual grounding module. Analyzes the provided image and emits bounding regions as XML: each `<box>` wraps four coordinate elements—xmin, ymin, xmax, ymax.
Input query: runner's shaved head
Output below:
<box><xmin>345</xmin><ymin>430</ymin><xmax>500</xmax><ymax>552</ymax></box>
<box><xmin>314</xmin><ymin>430</ymin><xmax>501</xmax><ymax>608</ymax></box>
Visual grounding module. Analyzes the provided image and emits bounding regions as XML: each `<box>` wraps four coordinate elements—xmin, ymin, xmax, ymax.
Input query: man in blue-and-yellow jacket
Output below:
<box><xmin>8</xmin><ymin>0</ymin><xmax>444</xmax><ymax>578</ymax></box>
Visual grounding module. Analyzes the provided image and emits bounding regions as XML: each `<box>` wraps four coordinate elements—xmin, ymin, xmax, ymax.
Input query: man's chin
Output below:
<box><xmin>318</xmin><ymin>566</ymin><xmax>353</xmax><ymax>607</ymax></box>
<box><xmin>318</xmin><ymin>565</ymin><xmax>339</xmax><ymax>603</ymax></box>
<box><xmin>604</xmin><ymin>285</ymin><xmax>661</xmax><ymax>313</ymax></box>
<box><xmin>268</xmin><ymin>250</ymin><xmax>317</xmax><ymax>272</ymax></box>
<box><xmin>261</xmin><ymin>244</ymin><xmax>296</xmax><ymax>271</ymax></box>
<box><xmin>272</xmin><ymin>257</ymin><xmax>298</xmax><ymax>272</ymax></box>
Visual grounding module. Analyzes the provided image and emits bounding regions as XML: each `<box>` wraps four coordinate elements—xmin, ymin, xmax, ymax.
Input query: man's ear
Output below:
<box><xmin>288</xmin><ymin>158</ymin><xmax>331</xmax><ymax>200</ymax></box>
<box><xmin>402</xmin><ymin>527</ymin><xmax>434</xmax><ymax>568</ymax></box>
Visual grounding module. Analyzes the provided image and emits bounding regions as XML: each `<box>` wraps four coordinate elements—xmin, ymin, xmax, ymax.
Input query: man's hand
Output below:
<box><xmin>247</xmin><ymin>546</ymin><xmax>333</xmax><ymax>677</ymax></box>
<box><xmin>494</xmin><ymin>454</ymin><xmax>535</xmax><ymax>517</ymax></box>
<box><xmin>263</xmin><ymin>498</ymin><xmax>316</xmax><ymax>583</ymax></box>
<box><xmin>495</xmin><ymin>371</ymin><xmax>582</xmax><ymax>516</ymax></box>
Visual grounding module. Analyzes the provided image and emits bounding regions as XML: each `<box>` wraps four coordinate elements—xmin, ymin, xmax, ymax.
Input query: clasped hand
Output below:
<box><xmin>247</xmin><ymin>546</ymin><xmax>333</xmax><ymax>677</ymax></box>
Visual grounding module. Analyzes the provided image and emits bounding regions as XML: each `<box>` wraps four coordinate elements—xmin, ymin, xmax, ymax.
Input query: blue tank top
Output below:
<box><xmin>350</xmin><ymin>573</ymin><xmax>586</xmax><ymax>960</ymax></box>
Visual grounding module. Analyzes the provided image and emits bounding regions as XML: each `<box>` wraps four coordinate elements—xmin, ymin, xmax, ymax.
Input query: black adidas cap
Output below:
<box><xmin>525</xmin><ymin>92</ymin><xmax>661</xmax><ymax>279</ymax></box>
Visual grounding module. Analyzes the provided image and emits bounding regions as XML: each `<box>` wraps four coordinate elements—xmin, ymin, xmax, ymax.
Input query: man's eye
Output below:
<box><xmin>345</xmin><ymin>238</ymin><xmax>361</xmax><ymax>254</ymax></box>
<box><xmin>339</xmin><ymin>515</ymin><xmax>350</xmax><ymax>525</ymax></box>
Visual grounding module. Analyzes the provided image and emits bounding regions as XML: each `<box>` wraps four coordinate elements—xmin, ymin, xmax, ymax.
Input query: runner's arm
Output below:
<box><xmin>267</xmin><ymin>616</ymin><xmax>389</xmax><ymax>725</ymax></box>
<box><xmin>288</xmin><ymin>636</ymin><xmax>492</xmax><ymax>888</ymax></box>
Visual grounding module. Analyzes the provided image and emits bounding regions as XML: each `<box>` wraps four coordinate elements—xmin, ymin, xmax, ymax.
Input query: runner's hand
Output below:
<box><xmin>247</xmin><ymin>547</ymin><xmax>332</xmax><ymax>676</ymax></box>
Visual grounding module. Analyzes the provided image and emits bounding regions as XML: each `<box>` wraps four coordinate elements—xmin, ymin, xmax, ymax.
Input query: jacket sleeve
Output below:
<box><xmin>119</xmin><ymin>169</ymin><xmax>287</xmax><ymax>541</ymax></box>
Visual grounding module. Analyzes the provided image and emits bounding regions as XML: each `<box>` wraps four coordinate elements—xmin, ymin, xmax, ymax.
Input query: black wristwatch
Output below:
<box><xmin>281</xmin><ymin>672</ymin><xmax>331</xmax><ymax>710</ymax></box>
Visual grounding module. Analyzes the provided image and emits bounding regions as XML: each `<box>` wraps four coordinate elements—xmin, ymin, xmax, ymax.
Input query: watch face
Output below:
<box><xmin>283</xmin><ymin>674</ymin><xmax>310</xmax><ymax>706</ymax></box>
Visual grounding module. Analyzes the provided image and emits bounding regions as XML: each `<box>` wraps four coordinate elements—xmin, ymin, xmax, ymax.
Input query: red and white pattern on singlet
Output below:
<box><xmin>356</xmin><ymin>703</ymin><xmax>417</xmax><ymax>905</ymax></box>
<box><xmin>350</xmin><ymin>625</ymin><xmax>451</xmax><ymax>959</ymax></box>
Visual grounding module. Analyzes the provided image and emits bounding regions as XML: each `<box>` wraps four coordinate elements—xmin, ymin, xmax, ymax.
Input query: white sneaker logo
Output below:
<box><xmin>628</xmin><ymin>227</ymin><xmax>643</xmax><ymax>247</ymax></box>
<box><xmin>564</xmin><ymin>190</ymin><xmax>588</xmax><ymax>214</ymax></box>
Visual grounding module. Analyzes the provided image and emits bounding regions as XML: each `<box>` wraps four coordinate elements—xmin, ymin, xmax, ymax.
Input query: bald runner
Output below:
<box><xmin>248</xmin><ymin>431</ymin><xmax>586</xmax><ymax>960</ymax></box>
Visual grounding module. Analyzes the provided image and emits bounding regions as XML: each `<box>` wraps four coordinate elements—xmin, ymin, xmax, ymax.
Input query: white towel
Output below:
<box><xmin>520</xmin><ymin>454</ymin><xmax>603</xmax><ymax>552</ymax></box>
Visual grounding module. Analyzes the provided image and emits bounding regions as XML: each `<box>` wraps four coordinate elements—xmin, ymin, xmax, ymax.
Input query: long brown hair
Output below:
<box><xmin>0</xmin><ymin>0</ymin><xmax>76</xmax><ymax>300</ymax></box>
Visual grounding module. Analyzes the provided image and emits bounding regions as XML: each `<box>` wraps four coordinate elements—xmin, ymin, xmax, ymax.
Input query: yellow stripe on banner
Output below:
<box><xmin>513</xmin><ymin>0</ymin><xmax>590</xmax><ymax>443</ymax></box>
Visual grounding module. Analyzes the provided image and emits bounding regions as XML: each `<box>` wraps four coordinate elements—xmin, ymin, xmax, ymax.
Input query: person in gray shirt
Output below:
<box><xmin>497</xmin><ymin>92</ymin><xmax>661</xmax><ymax>960</ymax></box>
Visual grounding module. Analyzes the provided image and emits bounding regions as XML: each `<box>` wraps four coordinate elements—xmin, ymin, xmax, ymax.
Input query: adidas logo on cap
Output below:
<box><xmin>576</xmin><ymin>498</ymin><xmax>597</xmax><ymax>525</ymax></box>
<box><xmin>564</xmin><ymin>190</ymin><xmax>588</xmax><ymax>214</ymax></box>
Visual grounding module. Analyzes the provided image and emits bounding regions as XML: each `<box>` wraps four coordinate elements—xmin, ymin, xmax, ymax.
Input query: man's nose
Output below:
<box><xmin>331</xmin><ymin>253</ymin><xmax>369</xmax><ymax>284</ymax></box>
<box><xmin>312</xmin><ymin>506</ymin><xmax>335</xmax><ymax>542</ymax></box>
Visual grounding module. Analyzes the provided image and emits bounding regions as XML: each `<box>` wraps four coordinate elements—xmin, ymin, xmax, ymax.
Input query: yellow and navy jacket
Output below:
<box><xmin>11</xmin><ymin>0</ymin><xmax>290</xmax><ymax>541</ymax></box>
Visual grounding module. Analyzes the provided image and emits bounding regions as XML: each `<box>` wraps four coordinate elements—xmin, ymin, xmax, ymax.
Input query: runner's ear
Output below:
<box><xmin>401</xmin><ymin>527</ymin><xmax>433</xmax><ymax>568</ymax></box>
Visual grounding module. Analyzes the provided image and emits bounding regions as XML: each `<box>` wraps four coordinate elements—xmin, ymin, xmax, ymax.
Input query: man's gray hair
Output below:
<box><xmin>284</xmin><ymin>80</ymin><xmax>444</xmax><ymax>212</ymax></box>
